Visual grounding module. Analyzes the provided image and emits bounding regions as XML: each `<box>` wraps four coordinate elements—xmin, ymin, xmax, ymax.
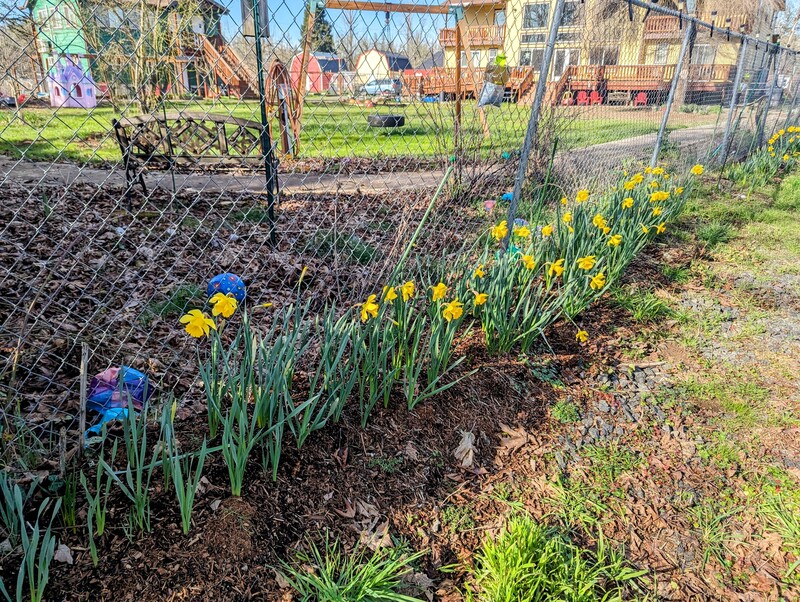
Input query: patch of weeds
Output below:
<box><xmin>473</xmin><ymin>514</ymin><xmax>647</xmax><ymax>602</ymax></box>
<box><xmin>697</xmin><ymin>221</ymin><xmax>734</xmax><ymax>249</ymax></box>
<box><xmin>612</xmin><ymin>287</ymin><xmax>673</xmax><ymax>324</ymax></box>
<box><xmin>140</xmin><ymin>283</ymin><xmax>204</xmax><ymax>325</ymax></box>
<box><xmin>181</xmin><ymin>215</ymin><xmax>202</xmax><ymax>230</ymax></box>
<box><xmin>581</xmin><ymin>443</ymin><xmax>641</xmax><ymax>488</ymax></box>
<box><xmin>489</xmin><ymin>483</ymin><xmax>526</xmax><ymax>513</ymax></box>
<box><xmin>523</xmin><ymin>358</ymin><xmax>564</xmax><ymax>388</ymax></box>
<box><xmin>551</xmin><ymin>399</ymin><xmax>580</xmax><ymax>423</ymax></box>
<box><xmin>311</xmin><ymin>231</ymin><xmax>380</xmax><ymax>265</ymax></box>
<box><xmin>229</xmin><ymin>206</ymin><xmax>272</xmax><ymax>224</ymax></box>
<box><xmin>688</xmin><ymin>500</ymin><xmax>740</xmax><ymax>571</ymax></box>
<box><xmin>749</xmin><ymin>468</ymin><xmax>800</xmax><ymax>560</ymax></box>
<box><xmin>697</xmin><ymin>432</ymin><xmax>740</xmax><ymax>470</ymax></box>
<box><xmin>280</xmin><ymin>536</ymin><xmax>426</xmax><ymax>601</ymax></box>
<box><xmin>441</xmin><ymin>504</ymin><xmax>475</xmax><ymax>533</ymax></box>
<box><xmin>545</xmin><ymin>476</ymin><xmax>609</xmax><ymax>532</ymax></box>
<box><xmin>368</xmin><ymin>455</ymin><xmax>404</xmax><ymax>474</ymax></box>
<box><xmin>662</xmin><ymin>264</ymin><xmax>691</xmax><ymax>284</ymax></box>
<box><xmin>677</xmin><ymin>369</ymin><xmax>768</xmax><ymax>425</ymax></box>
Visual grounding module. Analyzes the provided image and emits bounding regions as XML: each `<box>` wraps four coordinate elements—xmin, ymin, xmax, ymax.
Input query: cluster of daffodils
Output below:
<box><xmin>729</xmin><ymin>126</ymin><xmax>800</xmax><ymax>187</ymax></box>
<box><xmin>487</xmin><ymin>163</ymin><xmax>702</xmax><ymax>343</ymax></box>
<box><xmin>180</xmin><ymin>292</ymin><xmax>238</xmax><ymax>338</ymax></box>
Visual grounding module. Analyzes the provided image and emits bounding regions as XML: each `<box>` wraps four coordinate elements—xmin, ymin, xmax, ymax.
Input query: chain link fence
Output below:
<box><xmin>1</xmin><ymin>0</ymin><xmax>797</xmax><ymax>462</ymax></box>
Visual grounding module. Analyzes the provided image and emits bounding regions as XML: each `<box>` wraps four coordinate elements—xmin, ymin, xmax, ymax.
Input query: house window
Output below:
<box><xmin>488</xmin><ymin>48</ymin><xmax>497</xmax><ymax>63</ymax></box>
<box><xmin>519</xmin><ymin>48</ymin><xmax>545</xmax><ymax>70</ymax></box>
<box><xmin>460</xmin><ymin>51</ymin><xmax>467</xmax><ymax>68</ymax></box>
<box><xmin>523</xmin><ymin>3</ymin><xmax>549</xmax><ymax>29</ymax></box>
<box><xmin>561</xmin><ymin>1</ymin><xmax>583</xmax><ymax>27</ymax></box>
<box><xmin>494</xmin><ymin>10</ymin><xmax>506</xmax><ymax>26</ymax></box>
<box><xmin>654</xmin><ymin>43</ymin><xmax>669</xmax><ymax>65</ymax></box>
<box><xmin>552</xmin><ymin>48</ymin><xmax>580</xmax><ymax>79</ymax></box>
<box><xmin>589</xmin><ymin>46</ymin><xmax>619</xmax><ymax>66</ymax></box>
<box><xmin>691</xmin><ymin>44</ymin><xmax>716</xmax><ymax>65</ymax></box>
<box><xmin>471</xmin><ymin>50</ymin><xmax>480</xmax><ymax>67</ymax></box>
<box><xmin>521</xmin><ymin>33</ymin><xmax>546</xmax><ymax>44</ymax></box>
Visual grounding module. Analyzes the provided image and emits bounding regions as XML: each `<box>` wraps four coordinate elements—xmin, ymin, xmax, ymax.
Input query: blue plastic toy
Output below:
<box><xmin>501</xmin><ymin>192</ymin><xmax>513</xmax><ymax>202</ymax></box>
<box><xmin>207</xmin><ymin>273</ymin><xmax>246</xmax><ymax>303</ymax></box>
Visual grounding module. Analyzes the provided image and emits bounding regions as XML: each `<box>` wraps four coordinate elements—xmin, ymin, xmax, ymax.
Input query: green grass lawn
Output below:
<box><xmin>0</xmin><ymin>98</ymin><xmax>690</xmax><ymax>166</ymax></box>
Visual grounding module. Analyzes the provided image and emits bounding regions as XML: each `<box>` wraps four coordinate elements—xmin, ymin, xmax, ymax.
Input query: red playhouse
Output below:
<box><xmin>289</xmin><ymin>52</ymin><xmax>348</xmax><ymax>95</ymax></box>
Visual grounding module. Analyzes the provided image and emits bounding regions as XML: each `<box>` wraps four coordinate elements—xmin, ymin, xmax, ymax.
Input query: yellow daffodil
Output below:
<box><xmin>602</xmin><ymin>226</ymin><xmax>611</xmax><ymax>235</ymax></box>
<box><xmin>383</xmin><ymin>285</ymin><xmax>398</xmax><ymax>302</ymax></box>
<box><xmin>549</xmin><ymin>258</ymin><xmax>565</xmax><ymax>277</ymax></box>
<box><xmin>592</xmin><ymin>214</ymin><xmax>607</xmax><ymax>229</ymax></box>
<box><xmin>562</xmin><ymin>212</ymin><xmax>573</xmax><ymax>223</ymax></box>
<box><xmin>632</xmin><ymin>173</ymin><xmax>644</xmax><ymax>184</ymax></box>
<box><xmin>576</xmin><ymin>189</ymin><xmax>590</xmax><ymax>203</ymax></box>
<box><xmin>783</xmin><ymin>154</ymin><xmax>790</xmax><ymax>162</ymax></box>
<box><xmin>652</xmin><ymin>206</ymin><xmax>662</xmax><ymax>217</ymax></box>
<box><xmin>514</xmin><ymin>225</ymin><xmax>531</xmax><ymax>238</ymax></box>
<box><xmin>607</xmin><ymin>234</ymin><xmax>622</xmax><ymax>247</ymax></box>
<box><xmin>590</xmin><ymin>272</ymin><xmax>606</xmax><ymax>290</ymax></box>
<box><xmin>521</xmin><ymin>254</ymin><xmax>536</xmax><ymax>270</ymax></box>
<box><xmin>641</xmin><ymin>224</ymin><xmax>650</xmax><ymax>234</ymax></box>
<box><xmin>652</xmin><ymin>167</ymin><xmax>664</xmax><ymax>175</ymax></box>
<box><xmin>474</xmin><ymin>292</ymin><xmax>488</xmax><ymax>306</ymax></box>
<box><xmin>474</xmin><ymin>265</ymin><xmax>485</xmax><ymax>279</ymax></box>
<box><xmin>431</xmin><ymin>282</ymin><xmax>447</xmax><ymax>301</ymax></box>
<box><xmin>576</xmin><ymin>330</ymin><xmax>589</xmax><ymax>343</ymax></box>
<box><xmin>491</xmin><ymin>220</ymin><xmax>509</xmax><ymax>240</ymax></box>
<box><xmin>623</xmin><ymin>181</ymin><xmax>636</xmax><ymax>191</ymax></box>
<box><xmin>360</xmin><ymin>294</ymin><xmax>379</xmax><ymax>322</ymax></box>
<box><xmin>771</xmin><ymin>152</ymin><xmax>776</xmax><ymax>157</ymax></box>
<box><xmin>560</xmin><ymin>196</ymin><xmax>568</xmax><ymax>205</ymax></box>
<box><xmin>209</xmin><ymin>293</ymin><xmax>238</xmax><ymax>318</ymax></box>
<box><xmin>664</xmin><ymin>174</ymin><xmax>671</xmax><ymax>179</ymax></box>
<box><xmin>644</xmin><ymin>166</ymin><xmax>652</xmax><ymax>174</ymax></box>
<box><xmin>576</xmin><ymin>255</ymin><xmax>596</xmax><ymax>270</ymax></box>
<box><xmin>691</xmin><ymin>164</ymin><xmax>704</xmax><ymax>176</ymax></box>
<box><xmin>650</xmin><ymin>180</ymin><xmax>659</xmax><ymax>188</ymax></box>
<box><xmin>656</xmin><ymin>222</ymin><xmax>666</xmax><ymax>234</ymax></box>
<box><xmin>568</xmin><ymin>226</ymin><xmax>575</xmax><ymax>234</ymax></box>
<box><xmin>769</xmin><ymin>146</ymin><xmax>775</xmax><ymax>153</ymax></box>
<box><xmin>676</xmin><ymin>186</ymin><xmax>684</xmax><ymax>194</ymax></box>
<box><xmin>541</xmin><ymin>224</ymin><xmax>554</xmax><ymax>237</ymax></box>
<box><xmin>622</xmin><ymin>197</ymin><xmax>634</xmax><ymax>209</ymax></box>
<box><xmin>180</xmin><ymin>309</ymin><xmax>216</xmax><ymax>338</ymax></box>
<box><xmin>442</xmin><ymin>299</ymin><xmax>464</xmax><ymax>322</ymax></box>
<box><xmin>779</xmin><ymin>129</ymin><xmax>786</xmax><ymax>136</ymax></box>
<box><xmin>401</xmin><ymin>280</ymin><xmax>415</xmax><ymax>301</ymax></box>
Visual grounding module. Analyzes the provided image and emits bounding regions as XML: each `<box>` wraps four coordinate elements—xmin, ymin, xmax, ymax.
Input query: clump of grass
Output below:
<box><xmin>688</xmin><ymin>501</ymin><xmax>740</xmax><ymax>571</ymax></box>
<box><xmin>662</xmin><ymin>264</ymin><xmax>691</xmax><ymax>284</ymax></box>
<box><xmin>141</xmin><ymin>284</ymin><xmax>203</xmax><ymax>325</ymax></box>
<box><xmin>581</xmin><ymin>443</ymin><xmax>641</xmax><ymax>488</ymax></box>
<box><xmin>697</xmin><ymin>221</ymin><xmax>733</xmax><ymax>249</ymax></box>
<box><xmin>612</xmin><ymin>287</ymin><xmax>673</xmax><ymax>324</ymax></box>
<box><xmin>551</xmin><ymin>399</ymin><xmax>580</xmax><ymax>423</ymax></box>
<box><xmin>312</xmin><ymin>231</ymin><xmax>380</xmax><ymax>265</ymax></box>
<box><xmin>279</xmin><ymin>537</ymin><xmax>426</xmax><ymax>602</ymax></box>
<box><xmin>473</xmin><ymin>515</ymin><xmax>646</xmax><ymax>602</ymax></box>
<box><xmin>368</xmin><ymin>456</ymin><xmax>404</xmax><ymax>474</ymax></box>
<box><xmin>441</xmin><ymin>504</ymin><xmax>475</xmax><ymax>533</ymax></box>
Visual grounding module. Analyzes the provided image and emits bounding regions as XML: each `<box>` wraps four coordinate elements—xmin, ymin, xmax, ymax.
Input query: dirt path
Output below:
<box><xmin>0</xmin><ymin>123</ymin><xmax>721</xmax><ymax>195</ymax></box>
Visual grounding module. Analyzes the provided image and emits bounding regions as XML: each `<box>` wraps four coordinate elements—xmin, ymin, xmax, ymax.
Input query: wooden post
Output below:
<box><xmin>78</xmin><ymin>342</ymin><xmax>89</xmax><ymax>452</ymax></box>
<box><xmin>295</xmin><ymin>2</ymin><xmax>316</xmax><ymax>128</ymax></box>
<box><xmin>458</xmin><ymin>21</ymin><xmax>490</xmax><ymax>138</ymax></box>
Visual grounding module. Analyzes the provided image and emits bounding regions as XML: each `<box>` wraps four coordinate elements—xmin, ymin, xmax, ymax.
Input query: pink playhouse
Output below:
<box><xmin>47</xmin><ymin>55</ymin><xmax>97</xmax><ymax>109</ymax></box>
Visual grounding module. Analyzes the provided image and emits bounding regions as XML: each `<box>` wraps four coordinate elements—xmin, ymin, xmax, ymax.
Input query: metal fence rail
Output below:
<box><xmin>0</xmin><ymin>0</ymin><xmax>798</xmax><ymax>458</ymax></box>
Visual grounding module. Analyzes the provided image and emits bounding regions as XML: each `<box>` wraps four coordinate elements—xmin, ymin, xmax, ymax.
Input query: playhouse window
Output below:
<box><xmin>75</xmin><ymin>85</ymin><xmax>83</xmax><ymax>97</ymax></box>
<box><xmin>55</xmin><ymin>87</ymin><xmax>61</xmax><ymax>97</ymax></box>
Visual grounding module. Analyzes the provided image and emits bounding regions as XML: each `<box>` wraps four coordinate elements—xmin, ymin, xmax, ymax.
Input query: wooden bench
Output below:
<box><xmin>112</xmin><ymin>111</ymin><xmax>278</xmax><ymax>197</ymax></box>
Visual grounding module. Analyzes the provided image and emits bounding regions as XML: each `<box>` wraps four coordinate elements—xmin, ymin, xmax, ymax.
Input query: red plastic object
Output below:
<box><xmin>576</xmin><ymin>91</ymin><xmax>589</xmax><ymax>106</ymax></box>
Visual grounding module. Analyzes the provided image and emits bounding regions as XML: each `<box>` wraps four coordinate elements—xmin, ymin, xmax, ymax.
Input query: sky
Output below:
<box><xmin>217</xmin><ymin>0</ymin><xmax>447</xmax><ymax>48</ymax></box>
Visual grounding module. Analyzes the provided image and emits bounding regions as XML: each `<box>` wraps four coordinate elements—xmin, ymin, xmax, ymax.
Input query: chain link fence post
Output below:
<box><xmin>756</xmin><ymin>46</ymin><xmax>781</xmax><ymax>149</ymax></box>
<box><xmin>719</xmin><ymin>38</ymin><xmax>749</xmax><ymax>166</ymax></box>
<box><xmin>503</xmin><ymin>0</ymin><xmax>564</xmax><ymax>247</ymax></box>
<box><xmin>650</xmin><ymin>20</ymin><xmax>695</xmax><ymax>168</ymax></box>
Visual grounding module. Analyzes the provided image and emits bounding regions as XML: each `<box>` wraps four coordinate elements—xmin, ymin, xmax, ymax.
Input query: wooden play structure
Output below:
<box><xmin>266</xmin><ymin>60</ymin><xmax>300</xmax><ymax>156</ymax></box>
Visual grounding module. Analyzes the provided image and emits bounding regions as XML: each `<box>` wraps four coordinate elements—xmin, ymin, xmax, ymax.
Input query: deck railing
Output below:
<box><xmin>644</xmin><ymin>13</ymin><xmax>750</xmax><ymax>38</ymax></box>
<box><xmin>439</xmin><ymin>25</ymin><xmax>505</xmax><ymax>47</ymax></box>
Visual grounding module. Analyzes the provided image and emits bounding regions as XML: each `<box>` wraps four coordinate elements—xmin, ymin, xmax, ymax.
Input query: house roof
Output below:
<box><xmin>419</xmin><ymin>50</ymin><xmax>444</xmax><ymax>69</ymax></box>
<box><xmin>381</xmin><ymin>51</ymin><xmax>413</xmax><ymax>71</ymax></box>
<box><xmin>312</xmin><ymin>52</ymin><xmax>348</xmax><ymax>73</ymax></box>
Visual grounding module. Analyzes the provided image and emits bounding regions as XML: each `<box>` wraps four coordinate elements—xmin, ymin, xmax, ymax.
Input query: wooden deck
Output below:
<box><xmin>643</xmin><ymin>13</ymin><xmax>750</xmax><ymax>39</ymax></box>
<box><xmin>407</xmin><ymin>63</ymin><xmax>735</xmax><ymax>104</ymax></box>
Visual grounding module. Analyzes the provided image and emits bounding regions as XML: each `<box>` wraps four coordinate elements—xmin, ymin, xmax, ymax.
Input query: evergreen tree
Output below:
<box><xmin>301</xmin><ymin>8</ymin><xmax>335</xmax><ymax>53</ymax></box>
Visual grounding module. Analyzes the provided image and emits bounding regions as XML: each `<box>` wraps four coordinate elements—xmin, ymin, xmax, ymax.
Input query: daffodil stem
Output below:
<box><xmin>387</xmin><ymin>164</ymin><xmax>454</xmax><ymax>283</ymax></box>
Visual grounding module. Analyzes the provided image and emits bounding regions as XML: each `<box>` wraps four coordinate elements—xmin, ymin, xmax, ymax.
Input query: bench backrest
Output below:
<box><xmin>112</xmin><ymin>112</ymin><xmax>268</xmax><ymax>169</ymax></box>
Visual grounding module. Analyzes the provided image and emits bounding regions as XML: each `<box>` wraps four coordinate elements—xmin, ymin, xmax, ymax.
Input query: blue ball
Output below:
<box><xmin>207</xmin><ymin>273</ymin><xmax>246</xmax><ymax>303</ymax></box>
<box><xmin>501</xmin><ymin>192</ymin><xmax>513</xmax><ymax>202</ymax></box>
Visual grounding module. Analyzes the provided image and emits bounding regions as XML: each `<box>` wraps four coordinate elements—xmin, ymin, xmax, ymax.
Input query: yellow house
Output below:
<box><xmin>438</xmin><ymin>0</ymin><xmax>786</xmax><ymax>103</ymax></box>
